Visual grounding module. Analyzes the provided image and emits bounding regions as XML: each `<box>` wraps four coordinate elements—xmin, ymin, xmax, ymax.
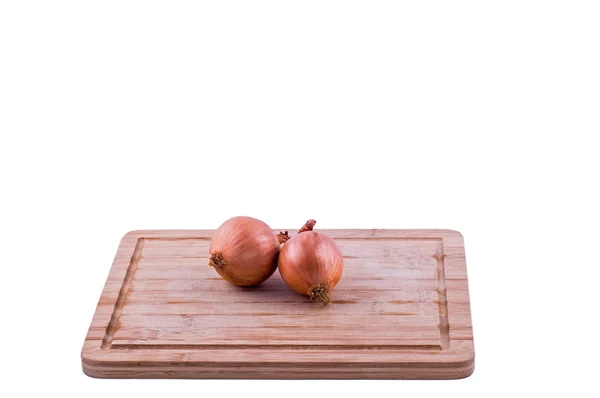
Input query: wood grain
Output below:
<box><xmin>82</xmin><ymin>229</ymin><xmax>474</xmax><ymax>379</ymax></box>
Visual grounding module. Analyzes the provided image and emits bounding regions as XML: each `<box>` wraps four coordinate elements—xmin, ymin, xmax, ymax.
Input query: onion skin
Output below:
<box><xmin>278</xmin><ymin>222</ymin><xmax>344</xmax><ymax>304</ymax></box>
<box><xmin>209</xmin><ymin>216</ymin><xmax>280</xmax><ymax>286</ymax></box>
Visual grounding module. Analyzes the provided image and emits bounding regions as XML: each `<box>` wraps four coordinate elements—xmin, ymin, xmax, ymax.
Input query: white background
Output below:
<box><xmin>1</xmin><ymin>1</ymin><xmax>599</xmax><ymax>396</ymax></box>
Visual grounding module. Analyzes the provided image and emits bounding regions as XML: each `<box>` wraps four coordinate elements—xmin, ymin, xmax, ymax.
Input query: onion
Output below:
<box><xmin>278</xmin><ymin>220</ymin><xmax>344</xmax><ymax>304</ymax></box>
<box><xmin>209</xmin><ymin>216</ymin><xmax>282</xmax><ymax>286</ymax></box>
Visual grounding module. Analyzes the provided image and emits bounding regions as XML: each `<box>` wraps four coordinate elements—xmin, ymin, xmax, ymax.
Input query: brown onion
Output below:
<box><xmin>278</xmin><ymin>220</ymin><xmax>344</xmax><ymax>304</ymax></box>
<box><xmin>209</xmin><ymin>216</ymin><xmax>284</xmax><ymax>286</ymax></box>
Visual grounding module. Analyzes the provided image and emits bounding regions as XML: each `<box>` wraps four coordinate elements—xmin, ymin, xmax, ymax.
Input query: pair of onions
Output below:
<box><xmin>208</xmin><ymin>216</ymin><xmax>343</xmax><ymax>303</ymax></box>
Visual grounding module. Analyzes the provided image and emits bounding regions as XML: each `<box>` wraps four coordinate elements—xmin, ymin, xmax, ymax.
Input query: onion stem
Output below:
<box><xmin>298</xmin><ymin>219</ymin><xmax>317</xmax><ymax>234</ymax></box>
<box><xmin>277</xmin><ymin>231</ymin><xmax>290</xmax><ymax>244</ymax></box>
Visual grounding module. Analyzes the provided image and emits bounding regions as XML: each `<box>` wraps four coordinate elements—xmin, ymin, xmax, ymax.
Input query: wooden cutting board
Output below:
<box><xmin>82</xmin><ymin>229</ymin><xmax>474</xmax><ymax>379</ymax></box>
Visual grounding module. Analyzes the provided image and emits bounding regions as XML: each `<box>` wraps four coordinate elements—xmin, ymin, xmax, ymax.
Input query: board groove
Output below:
<box><xmin>101</xmin><ymin>238</ymin><xmax>145</xmax><ymax>349</ymax></box>
<box><xmin>110</xmin><ymin>344</ymin><xmax>443</xmax><ymax>351</ymax></box>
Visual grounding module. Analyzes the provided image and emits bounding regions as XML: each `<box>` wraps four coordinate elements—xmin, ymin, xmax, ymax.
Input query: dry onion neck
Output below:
<box><xmin>278</xmin><ymin>220</ymin><xmax>315</xmax><ymax>244</ymax></box>
<box><xmin>209</xmin><ymin>252</ymin><xmax>227</xmax><ymax>269</ymax></box>
<box><xmin>298</xmin><ymin>219</ymin><xmax>316</xmax><ymax>234</ymax></box>
<box><xmin>277</xmin><ymin>231</ymin><xmax>290</xmax><ymax>244</ymax></box>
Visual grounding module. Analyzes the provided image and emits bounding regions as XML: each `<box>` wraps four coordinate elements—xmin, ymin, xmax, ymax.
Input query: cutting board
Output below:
<box><xmin>82</xmin><ymin>229</ymin><xmax>474</xmax><ymax>379</ymax></box>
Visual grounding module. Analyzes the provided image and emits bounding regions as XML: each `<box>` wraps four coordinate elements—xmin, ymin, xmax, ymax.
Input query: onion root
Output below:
<box><xmin>208</xmin><ymin>251</ymin><xmax>227</xmax><ymax>269</ymax></box>
<box><xmin>308</xmin><ymin>282</ymin><xmax>331</xmax><ymax>304</ymax></box>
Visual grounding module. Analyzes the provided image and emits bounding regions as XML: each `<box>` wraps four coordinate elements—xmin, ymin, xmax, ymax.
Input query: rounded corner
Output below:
<box><xmin>454</xmin><ymin>351</ymin><xmax>475</xmax><ymax>379</ymax></box>
<box><xmin>122</xmin><ymin>229</ymin><xmax>141</xmax><ymax>240</ymax></box>
<box><xmin>81</xmin><ymin>342</ymin><xmax>102</xmax><ymax>367</ymax></box>
<box><xmin>441</xmin><ymin>229</ymin><xmax>465</xmax><ymax>242</ymax></box>
<box><xmin>82</xmin><ymin>362</ymin><xmax>107</xmax><ymax>379</ymax></box>
<box><xmin>81</xmin><ymin>363</ymin><xmax>99</xmax><ymax>378</ymax></box>
<box><xmin>80</xmin><ymin>347</ymin><xmax>95</xmax><ymax>367</ymax></box>
<box><xmin>81</xmin><ymin>347</ymin><xmax>107</xmax><ymax>378</ymax></box>
<box><xmin>443</xmin><ymin>344</ymin><xmax>475</xmax><ymax>379</ymax></box>
<box><xmin>119</xmin><ymin>230</ymin><xmax>144</xmax><ymax>245</ymax></box>
<box><xmin>464</xmin><ymin>361</ymin><xmax>476</xmax><ymax>378</ymax></box>
<box><xmin>454</xmin><ymin>361</ymin><xmax>475</xmax><ymax>379</ymax></box>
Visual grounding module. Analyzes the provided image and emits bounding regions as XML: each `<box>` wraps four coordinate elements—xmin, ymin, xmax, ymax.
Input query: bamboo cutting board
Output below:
<box><xmin>82</xmin><ymin>229</ymin><xmax>474</xmax><ymax>379</ymax></box>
